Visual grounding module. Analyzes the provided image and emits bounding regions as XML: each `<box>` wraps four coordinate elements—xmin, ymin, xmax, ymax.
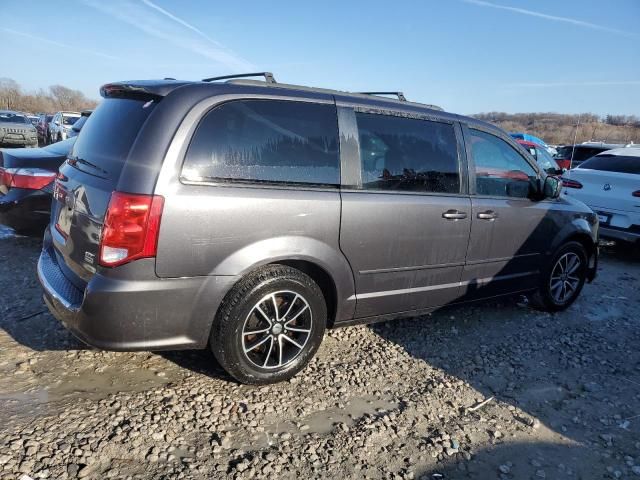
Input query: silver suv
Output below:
<box><xmin>0</xmin><ymin>110</ymin><xmax>38</xmax><ymax>148</ymax></box>
<box><xmin>48</xmin><ymin>111</ymin><xmax>81</xmax><ymax>143</ymax></box>
<box><xmin>38</xmin><ymin>73</ymin><xmax>598</xmax><ymax>384</ymax></box>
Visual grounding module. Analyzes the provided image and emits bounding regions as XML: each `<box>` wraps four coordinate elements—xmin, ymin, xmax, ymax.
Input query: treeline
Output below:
<box><xmin>0</xmin><ymin>78</ymin><xmax>98</xmax><ymax>114</ymax></box>
<box><xmin>473</xmin><ymin>112</ymin><xmax>640</xmax><ymax>145</ymax></box>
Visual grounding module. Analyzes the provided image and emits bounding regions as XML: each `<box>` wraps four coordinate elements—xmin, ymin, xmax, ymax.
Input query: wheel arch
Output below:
<box><xmin>274</xmin><ymin>259</ymin><xmax>339</xmax><ymax>328</ymax></box>
<box><xmin>210</xmin><ymin>236</ymin><xmax>356</xmax><ymax>327</ymax></box>
<box><xmin>548</xmin><ymin>219</ymin><xmax>598</xmax><ymax>282</ymax></box>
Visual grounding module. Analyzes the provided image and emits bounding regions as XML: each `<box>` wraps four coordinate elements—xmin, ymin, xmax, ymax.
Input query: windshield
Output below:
<box><xmin>535</xmin><ymin>147</ymin><xmax>561</xmax><ymax>172</ymax></box>
<box><xmin>0</xmin><ymin>113</ymin><xmax>28</xmax><ymax>124</ymax></box>
<box><xmin>62</xmin><ymin>115</ymin><xmax>80</xmax><ymax>126</ymax></box>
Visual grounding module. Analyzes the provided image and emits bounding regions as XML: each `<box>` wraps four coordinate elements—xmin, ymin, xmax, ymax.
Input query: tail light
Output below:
<box><xmin>99</xmin><ymin>191</ymin><xmax>164</xmax><ymax>267</ymax></box>
<box><xmin>561</xmin><ymin>178</ymin><xmax>583</xmax><ymax>189</ymax></box>
<box><xmin>633</xmin><ymin>190</ymin><xmax>640</xmax><ymax>198</ymax></box>
<box><xmin>0</xmin><ymin>167</ymin><xmax>56</xmax><ymax>190</ymax></box>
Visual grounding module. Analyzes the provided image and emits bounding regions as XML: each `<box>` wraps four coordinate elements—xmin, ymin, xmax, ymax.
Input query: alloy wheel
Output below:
<box><xmin>549</xmin><ymin>252</ymin><xmax>582</xmax><ymax>303</ymax></box>
<box><xmin>241</xmin><ymin>290</ymin><xmax>313</xmax><ymax>370</ymax></box>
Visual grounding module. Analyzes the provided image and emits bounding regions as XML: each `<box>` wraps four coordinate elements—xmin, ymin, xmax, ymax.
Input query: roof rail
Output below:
<box><xmin>202</xmin><ymin>72</ymin><xmax>276</xmax><ymax>84</ymax></box>
<box><xmin>359</xmin><ymin>91</ymin><xmax>407</xmax><ymax>102</ymax></box>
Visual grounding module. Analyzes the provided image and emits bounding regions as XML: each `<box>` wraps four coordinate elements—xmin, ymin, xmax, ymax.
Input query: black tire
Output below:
<box><xmin>210</xmin><ymin>264</ymin><xmax>327</xmax><ymax>385</ymax></box>
<box><xmin>57</xmin><ymin>133</ymin><xmax>63</xmax><ymax>143</ymax></box>
<box><xmin>530</xmin><ymin>241</ymin><xmax>588</xmax><ymax>312</ymax></box>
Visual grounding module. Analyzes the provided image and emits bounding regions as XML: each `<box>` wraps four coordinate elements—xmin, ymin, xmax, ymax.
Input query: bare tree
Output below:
<box><xmin>0</xmin><ymin>78</ymin><xmax>20</xmax><ymax>110</ymax></box>
<box><xmin>472</xmin><ymin>112</ymin><xmax>639</xmax><ymax>144</ymax></box>
<box><xmin>0</xmin><ymin>78</ymin><xmax>98</xmax><ymax>113</ymax></box>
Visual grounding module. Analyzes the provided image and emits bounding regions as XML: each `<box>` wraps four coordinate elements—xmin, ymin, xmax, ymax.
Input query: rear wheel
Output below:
<box><xmin>210</xmin><ymin>265</ymin><xmax>326</xmax><ymax>384</ymax></box>
<box><xmin>531</xmin><ymin>241</ymin><xmax>588</xmax><ymax>312</ymax></box>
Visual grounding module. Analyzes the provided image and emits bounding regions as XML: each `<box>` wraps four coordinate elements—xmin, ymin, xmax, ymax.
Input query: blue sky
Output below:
<box><xmin>1</xmin><ymin>0</ymin><xmax>638</xmax><ymax>115</ymax></box>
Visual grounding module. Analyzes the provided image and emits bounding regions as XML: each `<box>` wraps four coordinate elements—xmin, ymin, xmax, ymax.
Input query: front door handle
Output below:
<box><xmin>477</xmin><ymin>210</ymin><xmax>498</xmax><ymax>220</ymax></box>
<box><xmin>442</xmin><ymin>209</ymin><xmax>467</xmax><ymax>220</ymax></box>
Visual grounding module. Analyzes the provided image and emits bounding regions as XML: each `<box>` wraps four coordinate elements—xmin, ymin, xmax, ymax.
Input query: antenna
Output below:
<box><xmin>570</xmin><ymin>114</ymin><xmax>581</xmax><ymax>169</ymax></box>
<box><xmin>202</xmin><ymin>72</ymin><xmax>276</xmax><ymax>84</ymax></box>
<box><xmin>359</xmin><ymin>91</ymin><xmax>407</xmax><ymax>102</ymax></box>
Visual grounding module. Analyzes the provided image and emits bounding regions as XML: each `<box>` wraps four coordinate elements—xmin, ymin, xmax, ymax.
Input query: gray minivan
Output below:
<box><xmin>38</xmin><ymin>73</ymin><xmax>598</xmax><ymax>384</ymax></box>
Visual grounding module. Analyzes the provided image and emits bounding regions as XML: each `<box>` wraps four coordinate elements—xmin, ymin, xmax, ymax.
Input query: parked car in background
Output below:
<box><xmin>67</xmin><ymin>110</ymin><xmax>93</xmax><ymax>139</ymax></box>
<box><xmin>49</xmin><ymin>111</ymin><xmax>81</xmax><ymax>143</ymax></box>
<box><xmin>38</xmin><ymin>74</ymin><xmax>598</xmax><ymax>385</ymax></box>
<box><xmin>554</xmin><ymin>142</ymin><xmax>622</xmax><ymax>170</ymax></box>
<box><xmin>0</xmin><ymin>138</ymin><xmax>75</xmax><ymax>235</ymax></box>
<box><xmin>37</xmin><ymin>113</ymin><xmax>54</xmax><ymax>144</ymax></box>
<box><xmin>516</xmin><ymin>139</ymin><xmax>563</xmax><ymax>175</ymax></box>
<box><xmin>27</xmin><ymin>115</ymin><xmax>39</xmax><ymax>126</ymax></box>
<box><xmin>510</xmin><ymin>132</ymin><xmax>556</xmax><ymax>156</ymax></box>
<box><xmin>562</xmin><ymin>147</ymin><xmax>640</xmax><ymax>244</ymax></box>
<box><xmin>0</xmin><ymin>110</ymin><xmax>39</xmax><ymax>148</ymax></box>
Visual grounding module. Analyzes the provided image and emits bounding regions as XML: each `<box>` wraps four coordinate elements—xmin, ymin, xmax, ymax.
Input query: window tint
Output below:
<box><xmin>70</xmin><ymin>98</ymin><xmax>156</xmax><ymax>182</ymax></box>
<box><xmin>182</xmin><ymin>100</ymin><xmax>339</xmax><ymax>186</ymax></box>
<box><xmin>469</xmin><ymin>129</ymin><xmax>537</xmax><ymax>198</ymax></box>
<box><xmin>355</xmin><ymin>112</ymin><xmax>459</xmax><ymax>193</ymax></box>
<box><xmin>579</xmin><ymin>155</ymin><xmax>640</xmax><ymax>174</ymax></box>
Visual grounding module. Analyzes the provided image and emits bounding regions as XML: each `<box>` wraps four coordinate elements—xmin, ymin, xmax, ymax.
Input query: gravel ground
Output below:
<box><xmin>1</xmin><ymin>225</ymin><xmax>639</xmax><ymax>480</ymax></box>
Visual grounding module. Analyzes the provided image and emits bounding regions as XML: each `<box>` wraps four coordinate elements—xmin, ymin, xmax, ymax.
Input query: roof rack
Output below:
<box><xmin>202</xmin><ymin>72</ymin><xmax>276</xmax><ymax>84</ymax></box>
<box><xmin>359</xmin><ymin>91</ymin><xmax>407</xmax><ymax>102</ymax></box>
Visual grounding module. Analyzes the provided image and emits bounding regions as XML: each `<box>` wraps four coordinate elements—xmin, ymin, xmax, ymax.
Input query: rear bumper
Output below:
<box><xmin>38</xmin><ymin>238</ymin><xmax>238</xmax><ymax>351</ymax></box>
<box><xmin>600</xmin><ymin>226</ymin><xmax>640</xmax><ymax>243</ymax></box>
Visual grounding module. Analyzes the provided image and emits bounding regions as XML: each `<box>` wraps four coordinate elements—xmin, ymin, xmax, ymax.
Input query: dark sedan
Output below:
<box><xmin>0</xmin><ymin>137</ymin><xmax>74</xmax><ymax>234</ymax></box>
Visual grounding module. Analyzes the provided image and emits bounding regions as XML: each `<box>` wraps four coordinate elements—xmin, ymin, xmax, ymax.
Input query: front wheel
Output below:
<box><xmin>210</xmin><ymin>265</ymin><xmax>327</xmax><ymax>384</ymax></box>
<box><xmin>531</xmin><ymin>241</ymin><xmax>588</xmax><ymax>312</ymax></box>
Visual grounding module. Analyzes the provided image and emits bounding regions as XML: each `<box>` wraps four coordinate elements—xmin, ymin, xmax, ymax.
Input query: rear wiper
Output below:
<box><xmin>68</xmin><ymin>156</ymin><xmax>108</xmax><ymax>175</ymax></box>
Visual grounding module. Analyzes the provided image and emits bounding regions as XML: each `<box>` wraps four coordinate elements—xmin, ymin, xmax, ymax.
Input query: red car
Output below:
<box><xmin>517</xmin><ymin>140</ymin><xmax>563</xmax><ymax>175</ymax></box>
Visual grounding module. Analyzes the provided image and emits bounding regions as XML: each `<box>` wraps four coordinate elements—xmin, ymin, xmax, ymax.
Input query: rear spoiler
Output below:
<box><xmin>100</xmin><ymin>83</ymin><xmax>164</xmax><ymax>101</ymax></box>
<box><xmin>100</xmin><ymin>80</ymin><xmax>193</xmax><ymax>100</ymax></box>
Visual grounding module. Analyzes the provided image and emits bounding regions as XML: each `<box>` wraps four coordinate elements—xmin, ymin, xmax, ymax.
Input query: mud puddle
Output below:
<box><xmin>229</xmin><ymin>395</ymin><xmax>399</xmax><ymax>451</ymax></box>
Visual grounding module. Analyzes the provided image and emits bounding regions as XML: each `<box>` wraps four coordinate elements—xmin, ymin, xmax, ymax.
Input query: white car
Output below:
<box><xmin>48</xmin><ymin>111</ymin><xmax>81</xmax><ymax>143</ymax></box>
<box><xmin>562</xmin><ymin>147</ymin><xmax>640</xmax><ymax>244</ymax></box>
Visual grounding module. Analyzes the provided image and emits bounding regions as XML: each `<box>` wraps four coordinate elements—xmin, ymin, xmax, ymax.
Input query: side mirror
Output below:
<box><xmin>543</xmin><ymin>176</ymin><xmax>561</xmax><ymax>199</ymax></box>
<box><xmin>54</xmin><ymin>120</ymin><xmax>60</xmax><ymax>126</ymax></box>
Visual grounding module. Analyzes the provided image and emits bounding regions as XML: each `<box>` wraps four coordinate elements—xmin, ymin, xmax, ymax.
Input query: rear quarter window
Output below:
<box><xmin>182</xmin><ymin>100</ymin><xmax>340</xmax><ymax>186</ymax></box>
<box><xmin>579</xmin><ymin>155</ymin><xmax>640</xmax><ymax>174</ymax></box>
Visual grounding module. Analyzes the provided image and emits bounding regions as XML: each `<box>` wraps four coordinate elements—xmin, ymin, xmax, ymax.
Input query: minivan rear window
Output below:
<box><xmin>182</xmin><ymin>100</ymin><xmax>340</xmax><ymax>186</ymax></box>
<box><xmin>579</xmin><ymin>155</ymin><xmax>640</xmax><ymax>174</ymax></box>
<box><xmin>69</xmin><ymin>98</ymin><xmax>156</xmax><ymax>181</ymax></box>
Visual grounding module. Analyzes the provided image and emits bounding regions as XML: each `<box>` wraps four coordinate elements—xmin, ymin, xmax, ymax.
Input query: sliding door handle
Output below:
<box><xmin>477</xmin><ymin>210</ymin><xmax>498</xmax><ymax>220</ymax></box>
<box><xmin>442</xmin><ymin>210</ymin><xmax>467</xmax><ymax>220</ymax></box>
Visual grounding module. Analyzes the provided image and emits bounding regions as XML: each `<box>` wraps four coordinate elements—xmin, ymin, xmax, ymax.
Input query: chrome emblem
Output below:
<box><xmin>603</xmin><ymin>183</ymin><xmax>611</xmax><ymax>191</ymax></box>
<box><xmin>84</xmin><ymin>252</ymin><xmax>95</xmax><ymax>264</ymax></box>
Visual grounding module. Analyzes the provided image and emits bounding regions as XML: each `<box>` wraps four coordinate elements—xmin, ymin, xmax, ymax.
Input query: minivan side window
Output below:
<box><xmin>355</xmin><ymin>112</ymin><xmax>460</xmax><ymax>194</ymax></box>
<box><xmin>182</xmin><ymin>100</ymin><xmax>340</xmax><ymax>186</ymax></box>
<box><xmin>469</xmin><ymin>129</ymin><xmax>537</xmax><ymax>198</ymax></box>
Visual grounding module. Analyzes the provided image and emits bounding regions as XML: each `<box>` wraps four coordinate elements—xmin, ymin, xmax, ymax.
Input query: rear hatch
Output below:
<box><xmin>50</xmin><ymin>97</ymin><xmax>157</xmax><ymax>288</ymax></box>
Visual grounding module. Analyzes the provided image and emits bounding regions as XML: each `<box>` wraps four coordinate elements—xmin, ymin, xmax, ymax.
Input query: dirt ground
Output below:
<box><xmin>1</xmin><ymin>225</ymin><xmax>639</xmax><ymax>479</ymax></box>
